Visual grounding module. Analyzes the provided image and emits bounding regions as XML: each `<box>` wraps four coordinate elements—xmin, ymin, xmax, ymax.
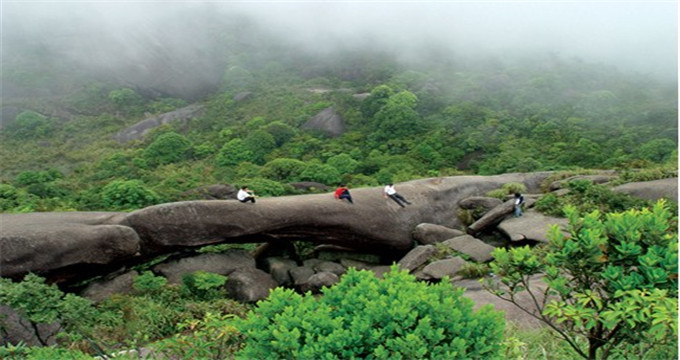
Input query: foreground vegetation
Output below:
<box><xmin>1</xmin><ymin>201</ymin><xmax>676</xmax><ymax>359</ymax></box>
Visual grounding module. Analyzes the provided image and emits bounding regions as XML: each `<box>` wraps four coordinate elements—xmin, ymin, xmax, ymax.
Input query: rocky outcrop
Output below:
<box><xmin>112</xmin><ymin>104</ymin><xmax>204</xmax><ymax>143</ymax></box>
<box><xmin>497</xmin><ymin>211</ymin><xmax>569</xmax><ymax>243</ymax></box>
<box><xmin>301</xmin><ymin>106</ymin><xmax>345</xmax><ymax>137</ymax></box>
<box><xmin>397</xmin><ymin>245</ymin><xmax>436</xmax><ymax>272</ymax></box>
<box><xmin>0</xmin><ymin>172</ymin><xmax>555</xmax><ymax>282</ymax></box>
<box><xmin>1</xmin><ymin>212</ymin><xmax>139</xmax><ymax>279</ymax></box>
<box><xmin>412</xmin><ymin>223</ymin><xmax>466</xmax><ymax>245</ymax></box>
<box><xmin>418</xmin><ymin>257</ymin><xmax>468</xmax><ymax>280</ymax></box>
<box><xmin>152</xmin><ymin>250</ymin><xmax>255</xmax><ymax>284</ymax></box>
<box><xmin>612</xmin><ymin>177</ymin><xmax>678</xmax><ymax>203</ymax></box>
<box><xmin>81</xmin><ymin>271</ymin><xmax>138</xmax><ymax>303</ymax></box>
<box><xmin>442</xmin><ymin>235</ymin><xmax>495</xmax><ymax>262</ymax></box>
<box><xmin>225</xmin><ymin>268</ymin><xmax>277</xmax><ymax>303</ymax></box>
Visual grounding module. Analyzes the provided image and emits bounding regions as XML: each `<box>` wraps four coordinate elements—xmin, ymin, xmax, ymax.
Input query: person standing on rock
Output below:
<box><xmin>513</xmin><ymin>192</ymin><xmax>525</xmax><ymax>217</ymax></box>
<box><xmin>237</xmin><ymin>186</ymin><xmax>256</xmax><ymax>203</ymax></box>
<box><xmin>334</xmin><ymin>184</ymin><xmax>353</xmax><ymax>204</ymax></box>
<box><xmin>384</xmin><ymin>183</ymin><xmax>411</xmax><ymax>208</ymax></box>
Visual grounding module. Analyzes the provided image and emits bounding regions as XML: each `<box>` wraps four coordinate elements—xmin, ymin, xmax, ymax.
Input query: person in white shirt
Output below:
<box><xmin>513</xmin><ymin>192</ymin><xmax>525</xmax><ymax>217</ymax></box>
<box><xmin>383</xmin><ymin>183</ymin><xmax>411</xmax><ymax>208</ymax></box>
<box><xmin>237</xmin><ymin>186</ymin><xmax>256</xmax><ymax>203</ymax></box>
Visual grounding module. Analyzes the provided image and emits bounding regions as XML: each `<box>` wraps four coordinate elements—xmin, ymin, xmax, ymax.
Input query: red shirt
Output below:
<box><xmin>334</xmin><ymin>187</ymin><xmax>347</xmax><ymax>198</ymax></box>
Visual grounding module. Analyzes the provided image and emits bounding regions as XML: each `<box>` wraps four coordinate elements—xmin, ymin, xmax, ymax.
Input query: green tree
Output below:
<box><xmin>243</xmin><ymin>129</ymin><xmax>276</xmax><ymax>165</ymax></box>
<box><xmin>259</xmin><ymin>158</ymin><xmax>307</xmax><ymax>182</ymax></box>
<box><xmin>262</xmin><ymin>121</ymin><xmax>297</xmax><ymax>146</ymax></box>
<box><xmin>326</xmin><ymin>153</ymin><xmax>359</xmax><ymax>175</ymax></box>
<box><xmin>636</xmin><ymin>138</ymin><xmax>677</xmax><ymax>163</ymax></box>
<box><xmin>109</xmin><ymin>88</ymin><xmax>143</xmax><ymax>109</ymax></box>
<box><xmin>101</xmin><ymin>179</ymin><xmax>161</xmax><ymax>209</ymax></box>
<box><xmin>8</xmin><ymin>111</ymin><xmax>52</xmax><ymax>139</ymax></box>
<box><xmin>144</xmin><ymin>132</ymin><xmax>192</xmax><ymax>166</ymax></box>
<box><xmin>299</xmin><ymin>160</ymin><xmax>341</xmax><ymax>185</ymax></box>
<box><xmin>236</xmin><ymin>266</ymin><xmax>504</xmax><ymax>359</ymax></box>
<box><xmin>485</xmin><ymin>200</ymin><xmax>678</xmax><ymax>359</ymax></box>
<box><xmin>216</xmin><ymin>139</ymin><xmax>254</xmax><ymax>167</ymax></box>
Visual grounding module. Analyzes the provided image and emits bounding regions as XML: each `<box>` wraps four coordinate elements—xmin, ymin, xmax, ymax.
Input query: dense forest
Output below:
<box><xmin>1</xmin><ymin>7</ymin><xmax>677</xmax><ymax>213</ymax></box>
<box><xmin>0</xmin><ymin>4</ymin><xmax>678</xmax><ymax>359</ymax></box>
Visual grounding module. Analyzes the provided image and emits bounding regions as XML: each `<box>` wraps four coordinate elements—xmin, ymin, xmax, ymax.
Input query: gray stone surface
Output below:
<box><xmin>112</xmin><ymin>104</ymin><xmax>204</xmax><ymax>143</ymax></box>
<box><xmin>0</xmin><ymin>305</ymin><xmax>61</xmax><ymax>347</ymax></box>
<box><xmin>1</xmin><ymin>217</ymin><xmax>139</xmax><ymax>278</ymax></box>
<box><xmin>289</xmin><ymin>266</ymin><xmax>315</xmax><ymax>286</ymax></box>
<box><xmin>298</xmin><ymin>271</ymin><xmax>340</xmax><ymax>294</ymax></box>
<box><xmin>412</xmin><ymin>223</ymin><xmax>465</xmax><ymax>245</ymax></box>
<box><xmin>262</xmin><ymin>257</ymin><xmax>298</xmax><ymax>286</ymax></box>
<box><xmin>443</xmin><ymin>235</ymin><xmax>496</xmax><ymax>262</ymax></box>
<box><xmin>419</xmin><ymin>257</ymin><xmax>468</xmax><ymax>280</ymax></box>
<box><xmin>80</xmin><ymin>270</ymin><xmax>139</xmax><ymax>303</ymax></box>
<box><xmin>225</xmin><ymin>268</ymin><xmax>277</xmax><ymax>303</ymax></box>
<box><xmin>301</xmin><ymin>106</ymin><xmax>345</xmax><ymax>137</ymax></box>
<box><xmin>153</xmin><ymin>250</ymin><xmax>255</xmax><ymax>284</ymax></box>
<box><xmin>397</xmin><ymin>245</ymin><xmax>435</xmax><ymax>272</ymax></box>
<box><xmin>497</xmin><ymin>210</ymin><xmax>569</xmax><ymax>243</ymax></box>
<box><xmin>612</xmin><ymin>177</ymin><xmax>678</xmax><ymax>203</ymax></box>
<box><xmin>458</xmin><ymin>196</ymin><xmax>503</xmax><ymax>212</ymax></box>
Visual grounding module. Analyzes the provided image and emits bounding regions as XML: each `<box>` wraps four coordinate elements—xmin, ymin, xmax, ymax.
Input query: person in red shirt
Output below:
<box><xmin>334</xmin><ymin>184</ymin><xmax>353</xmax><ymax>204</ymax></box>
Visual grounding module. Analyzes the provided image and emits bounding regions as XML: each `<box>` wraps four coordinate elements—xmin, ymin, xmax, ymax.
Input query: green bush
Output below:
<box><xmin>486</xmin><ymin>200</ymin><xmax>678</xmax><ymax>359</ymax></box>
<box><xmin>236</xmin><ymin>266</ymin><xmax>505</xmax><ymax>359</ymax></box>
<box><xmin>143</xmin><ymin>132</ymin><xmax>192</xmax><ymax>166</ymax></box>
<box><xmin>181</xmin><ymin>271</ymin><xmax>227</xmax><ymax>301</ymax></box>
<box><xmin>0</xmin><ymin>274</ymin><xmax>97</xmax><ymax>344</ymax></box>
<box><xmin>133</xmin><ymin>271</ymin><xmax>168</xmax><ymax>293</ymax></box>
<box><xmin>101</xmin><ymin>180</ymin><xmax>161</xmax><ymax>210</ymax></box>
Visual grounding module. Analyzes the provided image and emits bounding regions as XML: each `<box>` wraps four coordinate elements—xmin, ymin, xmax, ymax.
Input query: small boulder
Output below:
<box><xmin>153</xmin><ymin>250</ymin><xmax>255</xmax><ymax>284</ymax></box>
<box><xmin>298</xmin><ymin>272</ymin><xmax>340</xmax><ymax>294</ymax></box>
<box><xmin>458</xmin><ymin>196</ymin><xmax>503</xmax><ymax>212</ymax></box>
<box><xmin>397</xmin><ymin>245</ymin><xmax>436</xmax><ymax>272</ymax></box>
<box><xmin>418</xmin><ymin>257</ymin><xmax>468</xmax><ymax>280</ymax></box>
<box><xmin>412</xmin><ymin>224</ymin><xmax>465</xmax><ymax>245</ymax></box>
<box><xmin>497</xmin><ymin>211</ymin><xmax>569</xmax><ymax>243</ymax></box>
<box><xmin>80</xmin><ymin>270</ymin><xmax>139</xmax><ymax>303</ymax></box>
<box><xmin>0</xmin><ymin>305</ymin><xmax>61</xmax><ymax>347</ymax></box>
<box><xmin>289</xmin><ymin>266</ymin><xmax>315</xmax><ymax>287</ymax></box>
<box><xmin>442</xmin><ymin>235</ymin><xmax>496</xmax><ymax>262</ymax></box>
<box><xmin>612</xmin><ymin>178</ymin><xmax>678</xmax><ymax>203</ymax></box>
<box><xmin>262</xmin><ymin>257</ymin><xmax>298</xmax><ymax>286</ymax></box>
<box><xmin>225</xmin><ymin>268</ymin><xmax>277</xmax><ymax>303</ymax></box>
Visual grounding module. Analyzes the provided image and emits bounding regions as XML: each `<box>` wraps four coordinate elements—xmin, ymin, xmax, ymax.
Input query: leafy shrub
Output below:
<box><xmin>8</xmin><ymin>111</ymin><xmax>52</xmax><ymax>138</ymax></box>
<box><xmin>101</xmin><ymin>180</ymin><xmax>161</xmax><ymax>210</ymax></box>
<box><xmin>236</xmin><ymin>266</ymin><xmax>505</xmax><ymax>359</ymax></box>
<box><xmin>0</xmin><ymin>274</ymin><xmax>97</xmax><ymax>344</ymax></box>
<box><xmin>152</xmin><ymin>312</ymin><xmax>244</xmax><ymax>359</ymax></box>
<box><xmin>240</xmin><ymin>177</ymin><xmax>291</xmax><ymax>197</ymax></box>
<box><xmin>133</xmin><ymin>271</ymin><xmax>168</xmax><ymax>293</ymax></box>
<box><xmin>458</xmin><ymin>262</ymin><xmax>492</xmax><ymax>279</ymax></box>
<box><xmin>485</xmin><ymin>188</ymin><xmax>508</xmax><ymax>200</ymax></box>
<box><xmin>502</xmin><ymin>182</ymin><xmax>527</xmax><ymax>194</ymax></box>
<box><xmin>534</xmin><ymin>193</ymin><xmax>565</xmax><ymax>217</ymax></box>
<box><xmin>181</xmin><ymin>271</ymin><xmax>227</xmax><ymax>301</ymax></box>
<box><xmin>486</xmin><ymin>200</ymin><xmax>678</xmax><ymax>359</ymax></box>
<box><xmin>143</xmin><ymin>132</ymin><xmax>192</xmax><ymax>166</ymax></box>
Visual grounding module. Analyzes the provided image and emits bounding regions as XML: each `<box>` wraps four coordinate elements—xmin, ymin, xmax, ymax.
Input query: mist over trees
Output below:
<box><xmin>0</xmin><ymin>1</ymin><xmax>677</xmax><ymax>212</ymax></box>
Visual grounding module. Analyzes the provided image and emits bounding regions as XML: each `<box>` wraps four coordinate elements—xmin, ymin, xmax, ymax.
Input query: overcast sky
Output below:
<box><xmin>2</xmin><ymin>1</ymin><xmax>678</xmax><ymax>81</ymax></box>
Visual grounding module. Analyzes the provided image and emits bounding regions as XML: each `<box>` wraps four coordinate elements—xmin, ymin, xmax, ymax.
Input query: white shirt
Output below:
<box><xmin>384</xmin><ymin>185</ymin><xmax>396</xmax><ymax>195</ymax></box>
<box><xmin>237</xmin><ymin>189</ymin><xmax>251</xmax><ymax>201</ymax></box>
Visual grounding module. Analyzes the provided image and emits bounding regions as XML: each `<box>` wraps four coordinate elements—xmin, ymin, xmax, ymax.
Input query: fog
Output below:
<box><xmin>2</xmin><ymin>1</ymin><xmax>677</xmax><ymax>98</ymax></box>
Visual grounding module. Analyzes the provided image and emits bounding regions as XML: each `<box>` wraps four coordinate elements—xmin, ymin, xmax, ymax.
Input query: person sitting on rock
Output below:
<box><xmin>384</xmin><ymin>183</ymin><xmax>411</xmax><ymax>208</ymax></box>
<box><xmin>513</xmin><ymin>192</ymin><xmax>525</xmax><ymax>217</ymax></box>
<box><xmin>334</xmin><ymin>184</ymin><xmax>353</xmax><ymax>204</ymax></box>
<box><xmin>237</xmin><ymin>186</ymin><xmax>256</xmax><ymax>203</ymax></box>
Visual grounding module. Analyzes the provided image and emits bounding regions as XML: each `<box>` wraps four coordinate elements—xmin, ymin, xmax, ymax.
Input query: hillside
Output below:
<box><xmin>0</xmin><ymin>9</ymin><xmax>677</xmax><ymax>214</ymax></box>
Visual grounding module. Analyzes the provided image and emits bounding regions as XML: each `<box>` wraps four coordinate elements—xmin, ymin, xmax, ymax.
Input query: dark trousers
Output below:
<box><xmin>388</xmin><ymin>193</ymin><xmax>410</xmax><ymax>207</ymax></box>
<box><xmin>339</xmin><ymin>193</ymin><xmax>353</xmax><ymax>204</ymax></box>
<box><xmin>239</xmin><ymin>196</ymin><xmax>255</xmax><ymax>203</ymax></box>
